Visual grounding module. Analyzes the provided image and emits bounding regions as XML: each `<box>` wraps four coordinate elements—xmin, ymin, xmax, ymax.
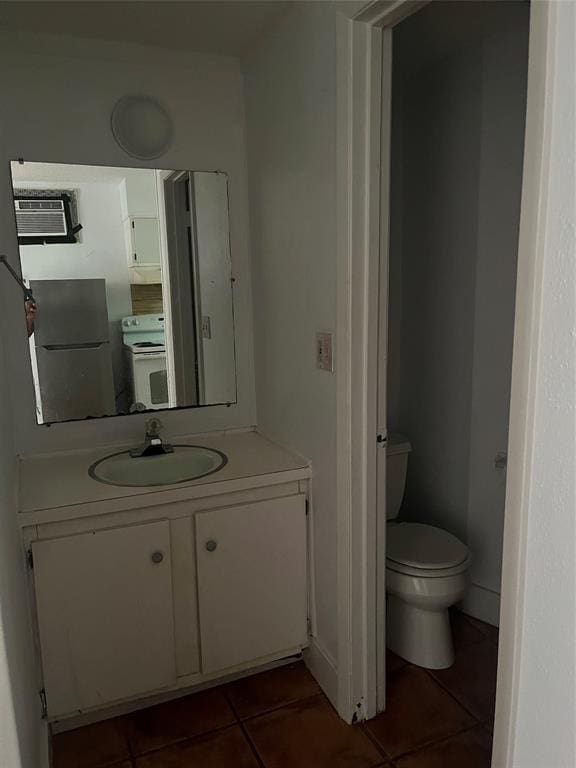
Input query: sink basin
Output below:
<box><xmin>89</xmin><ymin>445</ymin><xmax>227</xmax><ymax>487</ymax></box>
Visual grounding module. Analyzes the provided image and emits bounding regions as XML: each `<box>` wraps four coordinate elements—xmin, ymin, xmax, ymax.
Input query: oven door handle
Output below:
<box><xmin>133</xmin><ymin>352</ymin><xmax>166</xmax><ymax>360</ymax></box>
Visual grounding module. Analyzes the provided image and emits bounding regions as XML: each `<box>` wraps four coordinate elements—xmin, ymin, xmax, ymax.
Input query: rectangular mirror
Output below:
<box><xmin>10</xmin><ymin>161</ymin><xmax>237</xmax><ymax>424</ymax></box>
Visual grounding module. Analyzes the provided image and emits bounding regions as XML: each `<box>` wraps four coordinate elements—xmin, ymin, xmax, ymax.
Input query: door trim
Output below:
<box><xmin>492</xmin><ymin>3</ymin><xmax>556</xmax><ymax>766</ymax></box>
<box><xmin>336</xmin><ymin>0</ymin><xmax>423</xmax><ymax>723</ymax></box>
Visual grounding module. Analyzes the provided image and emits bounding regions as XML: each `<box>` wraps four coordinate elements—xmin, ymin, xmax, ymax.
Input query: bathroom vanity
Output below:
<box><xmin>18</xmin><ymin>430</ymin><xmax>311</xmax><ymax>724</ymax></box>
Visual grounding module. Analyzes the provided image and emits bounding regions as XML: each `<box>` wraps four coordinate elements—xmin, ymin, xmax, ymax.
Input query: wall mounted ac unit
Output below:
<box><xmin>14</xmin><ymin>194</ymin><xmax>81</xmax><ymax>244</ymax></box>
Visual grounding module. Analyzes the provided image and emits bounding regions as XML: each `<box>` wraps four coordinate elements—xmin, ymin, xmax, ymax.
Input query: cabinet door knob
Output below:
<box><xmin>205</xmin><ymin>540</ymin><xmax>218</xmax><ymax>553</ymax></box>
<box><xmin>151</xmin><ymin>551</ymin><xmax>164</xmax><ymax>564</ymax></box>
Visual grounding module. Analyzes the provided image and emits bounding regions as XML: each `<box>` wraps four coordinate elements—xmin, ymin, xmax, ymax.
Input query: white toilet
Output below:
<box><xmin>385</xmin><ymin>436</ymin><xmax>470</xmax><ymax>669</ymax></box>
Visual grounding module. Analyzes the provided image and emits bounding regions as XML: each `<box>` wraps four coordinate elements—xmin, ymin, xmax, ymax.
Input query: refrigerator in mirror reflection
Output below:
<box><xmin>29</xmin><ymin>278</ymin><xmax>115</xmax><ymax>423</ymax></box>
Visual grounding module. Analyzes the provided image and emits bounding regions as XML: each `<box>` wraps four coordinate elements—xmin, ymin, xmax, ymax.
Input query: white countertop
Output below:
<box><xmin>19</xmin><ymin>430</ymin><xmax>310</xmax><ymax>515</ymax></box>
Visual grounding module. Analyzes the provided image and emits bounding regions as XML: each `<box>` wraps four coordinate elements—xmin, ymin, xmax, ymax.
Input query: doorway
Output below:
<box><xmin>161</xmin><ymin>170</ymin><xmax>237</xmax><ymax>409</ymax></box>
<box><xmin>336</xmin><ymin>0</ymin><xmax>553</xmax><ymax>762</ymax></box>
<box><xmin>385</xmin><ymin>0</ymin><xmax>529</xmax><ymax>640</ymax></box>
<box><xmin>162</xmin><ymin>170</ymin><xmax>202</xmax><ymax>406</ymax></box>
<box><xmin>367</xmin><ymin>1</ymin><xmax>531</xmax><ymax>762</ymax></box>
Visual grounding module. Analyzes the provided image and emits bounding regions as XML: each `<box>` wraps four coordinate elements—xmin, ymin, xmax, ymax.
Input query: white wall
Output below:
<box><xmin>0</xmin><ymin>31</ymin><xmax>256</xmax><ymax>455</ymax></box>
<box><xmin>465</xmin><ymin>12</ymin><xmax>530</xmax><ymax>623</ymax></box>
<box><xmin>508</xmin><ymin>2</ymin><xmax>576</xmax><ymax>764</ymax></box>
<box><xmin>0</xmin><ymin>328</ymin><xmax>49</xmax><ymax>767</ymax></box>
<box><xmin>244</xmin><ymin>3</ymin><xmax>339</xmax><ymax>664</ymax></box>
<box><xmin>16</xmin><ymin>177</ymin><xmax>133</xmax><ymax>401</ymax></box>
<box><xmin>388</xmin><ymin>1</ymin><xmax>529</xmax><ymax>625</ymax></box>
<box><xmin>389</xmin><ymin>37</ymin><xmax>482</xmax><ymax>539</ymax></box>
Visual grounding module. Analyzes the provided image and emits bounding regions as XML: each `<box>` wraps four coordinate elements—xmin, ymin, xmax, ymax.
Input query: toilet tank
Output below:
<box><xmin>385</xmin><ymin>435</ymin><xmax>412</xmax><ymax>520</ymax></box>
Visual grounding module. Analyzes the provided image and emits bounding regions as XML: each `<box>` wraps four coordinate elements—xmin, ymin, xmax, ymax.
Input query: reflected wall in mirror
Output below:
<box><xmin>10</xmin><ymin>161</ymin><xmax>237</xmax><ymax>424</ymax></box>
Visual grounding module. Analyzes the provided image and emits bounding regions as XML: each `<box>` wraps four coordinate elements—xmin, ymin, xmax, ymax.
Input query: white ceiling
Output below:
<box><xmin>0</xmin><ymin>1</ymin><xmax>291</xmax><ymax>57</ymax></box>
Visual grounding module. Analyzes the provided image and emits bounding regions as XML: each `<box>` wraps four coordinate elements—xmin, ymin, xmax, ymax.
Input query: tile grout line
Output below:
<box><xmin>237</xmin><ymin>720</ymin><xmax>269</xmax><ymax>768</ymax></box>
<box><xmin>71</xmin><ymin>645</ymin><xmax>496</xmax><ymax>767</ymax></box>
<box><xmin>93</xmin><ymin>668</ymin><xmax>323</xmax><ymax>766</ymax></box>
<box><xmin>223</xmin><ymin>689</ymin><xmax>267</xmax><ymax>768</ymax></box>
<box><xmin>94</xmin><ymin>759</ymin><xmax>136</xmax><ymax>768</ymax></box>
<box><xmin>120</xmin><ymin>679</ymin><xmax>242</xmax><ymax>761</ymax></box>
<box><xmin>451</xmin><ymin>612</ymin><xmax>500</xmax><ymax>652</ymax></box>
<box><xmin>364</xmin><ymin>644</ymin><xmax>495</xmax><ymax>765</ymax></box>
<box><xmin>385</xmin><ymin>721</ymin><xmax>489</xmax><ymax>764</ymax></box>
<box><xmin>396</xmin><ymin>723</ymin><xmax>492</xmax><ymax>759</ymax></box>
<box><xmin>388</xmin><ymin>647</ymin><xmax>492</xmax><ymax>728</ymax></box>
<box><xmin>234</xmin><ymin>691</ymin><xmax>325</xmax><ymax>725</ymax></box>
<box><xmin>360</xmin><ymin>721</ymin><xmax>394</xmax><ymax>763</ymax></box>
<box><xmin>420</xmin><ymin>641</ymin><xmax>497</xmax><ymax>725</ymax></box>
<box><xmin>123</xmin><ymin>721</ymin><xmax>240</xmax><ymax>763</ymax></box>
<box><xmin>122</xmin><ymin>718</ymin><xmax>135</xmax><ymax>762</ymax></box>
<box><xmin>462</xmin><ymin>615</ymin><xmax>500</xmax><ymax>644</ymax></box>
<box><xmin>422</xmin><ymin>665</ymin><xmax>487</xmax><ymax>724</ymax></box>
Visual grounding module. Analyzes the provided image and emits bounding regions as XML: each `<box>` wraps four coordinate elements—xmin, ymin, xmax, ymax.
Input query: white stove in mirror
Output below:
<box><xmin>123</xmin><ymin>313</ymin><xmax>168</xmax><ymax>411</ymax></box>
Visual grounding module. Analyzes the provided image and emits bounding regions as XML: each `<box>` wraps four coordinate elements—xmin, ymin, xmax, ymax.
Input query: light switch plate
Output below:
<box><xmin>316</xmin><ymin>332</ymin><xmax>334</xmax><ymax>372</ymax></box>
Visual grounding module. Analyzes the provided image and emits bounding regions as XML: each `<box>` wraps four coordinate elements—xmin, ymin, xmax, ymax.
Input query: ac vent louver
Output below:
<box><xmin>15</xmin><ymin>199</ymin><xmax>67</xmax><ymax>237</ymax></box>
<box><xmin>12</xmin><ymin>191</ymin><xmax>80</xmax><ymax>244</ymax></box>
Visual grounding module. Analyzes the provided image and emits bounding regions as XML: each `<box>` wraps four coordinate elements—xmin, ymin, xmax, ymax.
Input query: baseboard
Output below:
<box><xmin>303</xmin><ymin>638</ymin><xmax>338</xmax><ymax>709</ymax></box>
<box><xmin>461</xmin><ymin>583</ymin><xmax>501</xmax><ymax>627</ymax></box>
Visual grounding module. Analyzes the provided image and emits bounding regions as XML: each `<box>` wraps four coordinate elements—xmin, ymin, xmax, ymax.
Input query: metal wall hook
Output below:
<box><xmin>0</xmin><ymin>255</ymin><xmax>34</xmax><ymax>301</ymax></box>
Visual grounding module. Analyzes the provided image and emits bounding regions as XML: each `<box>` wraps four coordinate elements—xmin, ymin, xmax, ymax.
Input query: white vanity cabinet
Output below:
<box><xmin>22</xmin><ymin>447</ymin><xmax>310</xmax><ymax>721</ymax></box>
<box><xmin>196</xmin><ymin>495</ymin><xmax>308</xmax><ymax>674</ymax></box>
<box><xmin>32</xmin><ymin>520</ymin><xmax>176</xmax><ymax>718</ymax></box>
<box><xmin>20</xmin><ymin>431</ymin><xmax>311</xmax><ymax>722</ymax></box>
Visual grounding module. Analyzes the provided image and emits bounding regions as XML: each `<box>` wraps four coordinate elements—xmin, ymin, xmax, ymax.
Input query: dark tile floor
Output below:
<box><xmin>52</xmin><ymin>610</ymin><xmax>498</xmax><ymax>768</ymax></box>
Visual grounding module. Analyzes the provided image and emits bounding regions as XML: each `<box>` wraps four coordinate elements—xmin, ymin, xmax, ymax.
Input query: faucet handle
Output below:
<box><xmin>130</xmin><ymin>417</ymin><xmax>172</xmax><ymax>458</ymax></box>
<box><xmin>145</xmin><ymin>417</ymin><xmax>163</xmax><ymax>438</ymax></box>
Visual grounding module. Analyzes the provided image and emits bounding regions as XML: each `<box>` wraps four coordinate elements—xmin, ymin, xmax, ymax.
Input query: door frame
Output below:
<box><xmin>336</xmin><ymin>0</ymin><xmax>429</xmax><ymax>725</ymax></box>
<box><xmin>161</xmin><ymin>171</ymin><xmax>202</xmax><ymax>407</ymax></box>
<box><xmin>335</xmin><ymin>3</ymin><xmax>554</xmax><ymax>762</ymax></box>
<box><xmin>155</xmin><ymin>169</ymin><xmax>178</xmax><ymax>408</ymax></box>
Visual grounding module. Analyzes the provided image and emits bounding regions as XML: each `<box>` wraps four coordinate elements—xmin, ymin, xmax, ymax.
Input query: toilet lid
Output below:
<box><xmin>387</xmin><ymin>523</ymin><xmax>468</xmax><ymax>570</ymax></box>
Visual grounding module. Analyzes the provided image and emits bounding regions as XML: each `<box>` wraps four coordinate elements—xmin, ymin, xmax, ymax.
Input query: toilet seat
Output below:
<box><xmin>386</xmin><ymin>556</ymin><xmax>470</xmax><ymax>579</ymax></box>
<box><xmin>386</xmin><ymin>522</ymin><xmax>469</xmax><ymax>578</ymax></box>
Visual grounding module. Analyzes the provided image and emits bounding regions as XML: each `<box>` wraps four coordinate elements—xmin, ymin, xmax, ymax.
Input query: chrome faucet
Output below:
<box><xmin>130</xmin><ymin>418</ymin><xmax>174</xmax><ymax>458</ymax></box>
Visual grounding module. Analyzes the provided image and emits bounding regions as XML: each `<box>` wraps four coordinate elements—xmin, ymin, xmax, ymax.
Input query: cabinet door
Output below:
<box><xmin>33</xmin><ymin>520</ymin><xmax>176</xmax><ymax>717</ymax></box>
<box><xmin>196</xmin><ymin>495</ymin><xmax>308</xmax><ymax>674</ymax></box>
<box><xmin>122</xmin><ymin>173</ymin><xmax>159</xmax><ymax>219</ymax></box>
<box><xmin>131</xmin><ymin>218</ymin><xmax>161</xmax><ymax>265</ymax></box>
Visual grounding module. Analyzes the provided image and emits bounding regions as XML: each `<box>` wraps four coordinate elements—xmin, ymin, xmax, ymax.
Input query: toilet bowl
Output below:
<box><xmin>384</xmin><ymin>437</ymin><xmax>470</xmax><ymax>669</ymax></box>
<box><xmin>386</xmin><ymin>522</ymin><xmax>469</xmax><ymax>669</ymax></box>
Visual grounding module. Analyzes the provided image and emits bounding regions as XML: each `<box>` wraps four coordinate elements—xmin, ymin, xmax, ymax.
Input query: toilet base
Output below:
<box><xmin>387</xmin><ymin>594</ymin><xmax>455</xmax><ymax>669</ymax></box>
